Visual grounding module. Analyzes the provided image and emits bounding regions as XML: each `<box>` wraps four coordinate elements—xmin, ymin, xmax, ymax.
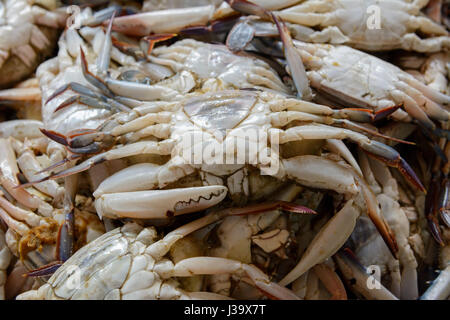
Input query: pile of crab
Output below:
<box><xmin>0</xmin><ymin>0</ymin><xmax>449</xmax><ymax>300</ymax></box>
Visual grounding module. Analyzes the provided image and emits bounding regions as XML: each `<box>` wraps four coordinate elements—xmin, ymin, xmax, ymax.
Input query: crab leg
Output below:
<box><xmin>147</xmin><ymin>201</ymin><xmax>315</xmax><ymax>260</ymax></box>
<box><xmin>0</xmin><ymin>87</ymin><xmax>41</xmax><ymax>102</ymax></box>
<box><xmin>279</xmin><ymin>200</ymin><xmax>360</xmax><ymax>286</ymax></box>
<box><xmin>312</xmin><ymin>263</ymin><xmax>347</xmax><ymax>300</ymax></box>
<box><xmin>280</xmin><ymin>155</ymin><xmax>398</xmax><ymax>259</ymax></box>
<box><xmin>25</xmin><ymin>140</ymin><xmax>176</xmax><ymax>184</ymax></box>
<box><xmin>399</xmin><ymin>73</ymin><xmax>450</xmax><ymax>107</ymax></box>
<box><xmin>107</xmin><ymin>5</ymin><xmax>215</xmax><ymax>37</ymax></box>
<box><xmin>277</xmin><ymin>124</ymin><xmax>426</xmax><ymax>192</ymax></box>
<box><xmin>0</xmin><ymin>120</ymin><xmax>43</xmax><ymax>140</ymax></box>
<box><xmin>334</xmin><ymin>249</ymin><xmax>398</xmax><ymax>300</ymax></box>
<box><xmin>97</xmin><ymin>12</ymin><xmax>115</xmax><ymax>77</ymax></box>
<box><xmin>426</xmin><ymin>173</ymin><xmax>446</xmax><ymax>245</ymax></box>
<box><xmin>171</xmin><ymin>257</ymin><xmax>299</xmax><ymax>300</ymax></box>
<box><xmin>0</xmin><ymin>195</ymin><xmax>42</xmax><ymax>228</ymax></box>
<box><xmin>105</xmin><ymin>78</ymin><xmax>179</xmax><ymax>101</ymax></box>
<box><xmin>57</xmin><ymin>174</ymin><xmax>78</xmax><ymax>264</ymax></box>
<box><xmin>0</xmin><ymin>207</ymin><xmax>30</xmax><ymax>236</ymax></box>
<box><xmin>272</xmin><ymin>13</ymin><xmax>312</xmax><ymax>101</ymax></box>
<box><xmin>326</xmin><ymin>139</ymin><xmax>362</xmax><ymax>176</ymax></box>
<box><xmin>420</xmin><ymin>266</ymin><xmax>450</xmax><ymax>300</ymax></box>
<box><xmin>16</xmin><ymin>148</ymin><xmax>63</xmax><ymax>199</ymax></box>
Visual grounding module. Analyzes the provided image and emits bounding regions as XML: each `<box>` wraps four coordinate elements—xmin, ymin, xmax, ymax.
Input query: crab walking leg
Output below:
<box><xmin>276</xmin><ymin>124</ymin><xmax>426</xmax><ymax>192</ymax></box>
<box><xmin>108</xmin><ymin>5</ymin><xmax>215</xmax><ymax>37</ymax></box>
<box><xmin>395</xmin><ymin>82</ymin><xmax>449</xmax><ymax>122</ymax></box>
<box><xmin>312</xmin><ymin>263</ymin><xmax>347</xmax><ymax>300</ymax></box>
<box><xmin>0</xmin><ymin>228</ymin><xmax>12</xmax><ymax>300</ymax></box>
<box><xmin>279</xmin><ymin>154</ymin><xmax>397</xmax><ymax>263</ymax></box>
<box><xmin>0</xmin><ymin>207</ymin><xmax>30</xmax><ymax>236</ymax></box>
<box><xmin>95</xmin><ymin>186</ymin><xmax>228</xmax><ymax>219</ymax></box>
<box><xmin>0</xmin><ymin>120</ymin><xmax>43</xmax><ymax>140</ymax></box>
<box><xmin>171</xmin><ymin>257</ymin><xmax>300</xmax><ymax>300</ymax></box>
<box><xmin>420</xmin><ymin>266</ymin><xmax>450</xmax><ymax>300</ymax></box>
<box><xmin>105</xmin><ymin>79</ymin><xmax>179</xmax><ymax>102</ymax></box>
<box><xmin>398</xmin><ymin>73</ymin><xmax>450</xmax><ymax>106</ymax></box>
<box><xmin>33</xmin><ymin>140</ymin><xmax>176</xmax><ymax>182</ymax></box>
<box><xmin>272</xmin><ymin>13</ymin><xmax>312</xmax><ymax>101</ymax></box>
<box><xmin>146</xmin><ymin>201</ymin><xmax>315</xmax><ymax>260</ymax></box>
<box><xmin>0</xmin><ymin>195</ymin><xmax>43</xmax><ymax>228</ymax></box>
<box><xmin>97</xmin><ymin>12</ymin><xmax>115</xmax><ymax>77</ymax></box>
<box><xmin>0</xmin><ymin>87</ymin><xmax>41</xmax><ymax>101</ymax></box>
<box><xmin>334</xmin><ymin>249</ymin><xmax>398</xmax><ymax>300</ymax></box>
<box><xmin>326</xmin><ymin>139</ymin><xmax>362</xmax><ymax>176</ymax></box>
<box><xmin>279</xmin><ymin>200</ymin><xmax>360</xmax><ymax>286</ymax></box>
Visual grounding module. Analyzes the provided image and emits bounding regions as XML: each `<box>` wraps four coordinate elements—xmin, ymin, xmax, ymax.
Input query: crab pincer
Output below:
<box><xmin>361</xmin><ymin>140</ymin><xmax>426</xmax><ymax>193</ymax></box>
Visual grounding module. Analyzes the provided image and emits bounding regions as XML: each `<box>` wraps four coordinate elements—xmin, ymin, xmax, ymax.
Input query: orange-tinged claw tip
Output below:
<box><xmin>373</xmin><ymin>105</ymin><xmax>401</xmax><ymax>121</ymax></box>
<box><xmin>142</xmin><ymin>33</ymin><xmax>177</xmax><ymax>55</ymax></box>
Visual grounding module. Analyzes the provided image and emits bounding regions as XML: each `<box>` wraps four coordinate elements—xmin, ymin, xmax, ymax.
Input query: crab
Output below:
<box><xmin>219</xmin><ymin>10</ymin><xmax>449</xmax><ymax>141</ymax></box>
<box><xmin>0</xmin><ymin>135</ymin><xmax>104</xmax><ymax>278</ymax></box>
<box><xmin>36</xmin><ymin>10</ymin><xmax>290</xmax><ymax>137</ymax></box>
<box><xmin>289</xmin><ymin>40</ymin><xmax>450</xmax><ymax>135</ymax></box>
<box><xmin>0</xmin><ymin>0</ymin><xmax>68</xmax><ymax>89</ymax></box>
<box><xmin>25</xmin><ymin>79</ymin><xmax>438</xmax><ymax>290</ymax></box>
<box><xmin>16</xmin><ymin>202</ymin><xmax>311</xmax><ymax>300</ymax></box>
<box><xmin>219</xmin><ymin>0</ymin><xmax>450</xmax><ymax>52</ymax></box>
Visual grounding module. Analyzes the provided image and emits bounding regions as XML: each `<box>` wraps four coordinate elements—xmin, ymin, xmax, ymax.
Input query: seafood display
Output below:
<box><xmin>0</xmin><ymin>0</ymin><xmax>448</xmax><ymax>300</ymax></box>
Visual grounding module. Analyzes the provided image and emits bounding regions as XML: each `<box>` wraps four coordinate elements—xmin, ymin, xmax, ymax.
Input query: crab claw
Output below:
<box><xmin>94</xmin><ymin>186</ymin><xmax>228</xmax><ymax>219</ymax></box>
<box><xmin>40</xmin><ymin>128</ymin><xmax>115</xmax><ymax>156</ymax></box>
<box><xmin>360</xmin><ymin>140</ymin><xmax>426</xmax><ymax>193</ymax></box>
